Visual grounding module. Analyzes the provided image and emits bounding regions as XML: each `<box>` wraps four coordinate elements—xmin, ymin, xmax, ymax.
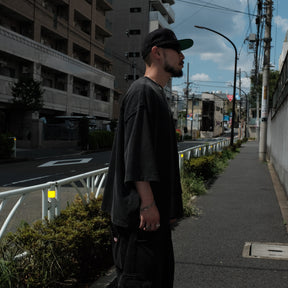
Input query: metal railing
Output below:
<box><xmin>178</xmin><ymin>138</ymin><xmax>230</xmax><ymax>169</ymax></box>
<box><xmin>272</xmin><ymin>47</ymin><xmax>288</xmax><ymax>117</ymax></box>
<box><xmin>0</xmin><ymin>168</ymin><xmax>108</xmax><ymax>239</ymax></box>
<box><xmin>0</xmin><ymin>138</ymin><xmax>230</xmax><ymax>239</ymax></box>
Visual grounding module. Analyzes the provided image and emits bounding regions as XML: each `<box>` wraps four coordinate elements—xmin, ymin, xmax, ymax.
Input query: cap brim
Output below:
<box><xmin>179</xmin><ymin>39</ymin><xmax>194</xmax><ymax>51</ymax></box>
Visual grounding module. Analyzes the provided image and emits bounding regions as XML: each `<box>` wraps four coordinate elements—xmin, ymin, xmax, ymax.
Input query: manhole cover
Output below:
<box><xmin>243</xmin><ymin>242</ymin><xmax>288</xmax><ymax>260</ymax></box>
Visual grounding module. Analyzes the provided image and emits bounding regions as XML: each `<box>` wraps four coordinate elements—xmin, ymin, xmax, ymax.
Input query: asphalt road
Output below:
<box><xmin>0</xmin><ymin>140</ymin><xmax>217</xmax><ymax>188</ymax></box>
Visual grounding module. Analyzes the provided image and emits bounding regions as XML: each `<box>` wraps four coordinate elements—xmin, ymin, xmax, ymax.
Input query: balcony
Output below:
<box><xmin>74</xmin><ymin>10</ymin><xmax>91</xmax><ymax>36</ymax></box>
<box><xmin>0</xmin><ymin>26</ymin><xmax>114</xmax><ymax>118</ymax></box>
<box><xmin>162</xmin><ymin>0</ymin><xmax>175</xmax><ymax>4</ymax></box>
<box><xmin>149</xmin><ymin>11</ymin><xmax>170</xmax><ymax>29</ymax></box>
<box><xmin>95</xmin><ymin>23</ymin><xmax>112</xmax><ymax>45</ymax></box>
<box><xmin>150</xmin><ymin>0</ymin><xmax>175</xmax><ymax>24</ymax></box>
<box><xmin>96</xmin><ymin>0</ymin><xmax>113</xmax><ymax>12</ymax></box>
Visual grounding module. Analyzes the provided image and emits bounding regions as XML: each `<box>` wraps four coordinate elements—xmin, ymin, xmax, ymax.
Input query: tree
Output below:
<box><xmin>250</xmin><ymin>70</ymin><xmax>279</xmax><ymax>109</ymax></box>
<box><xmin>11</xmin><ymin>78</ymin><xmax>44</xmax><ymax>112</ymax></box>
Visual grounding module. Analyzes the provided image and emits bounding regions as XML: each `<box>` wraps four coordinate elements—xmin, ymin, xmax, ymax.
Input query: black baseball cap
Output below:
<box><xmin>141</xmin><ymin>28</ymin><xmax>194</xmax><ymax>59</ymax></box>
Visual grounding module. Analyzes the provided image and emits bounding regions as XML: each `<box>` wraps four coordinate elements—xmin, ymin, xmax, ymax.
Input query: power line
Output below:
<box><xmin>177</xmin><ymin>0</ymin><xmax>257</xmax><ymax>17</ymax></box>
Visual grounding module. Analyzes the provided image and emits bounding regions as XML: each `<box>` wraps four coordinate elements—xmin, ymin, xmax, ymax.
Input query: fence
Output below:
<box><xmin>178</xmin><ymin>138</ymin><xmax>230</xmax><ymax>169</ymax></box>
<box><xmin>0</xmin><ymin>138</ymin><xmax>230</xmax><ymax>239</ymax></box>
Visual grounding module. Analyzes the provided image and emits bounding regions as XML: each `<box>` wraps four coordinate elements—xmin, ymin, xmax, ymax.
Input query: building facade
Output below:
<box><xmin>183</xmin><ymin>92</ymin><xmax>227</xmax><ymax>139</ymax></box>
<box><xmin>0</xmin><ymin>0</ymin><xmax>114</xmax><ymax>144</ymax></box>
<box><xmin>105</xmin><ymin>0</ymin><xmax>176</xmax><ymax>118</ymax></box>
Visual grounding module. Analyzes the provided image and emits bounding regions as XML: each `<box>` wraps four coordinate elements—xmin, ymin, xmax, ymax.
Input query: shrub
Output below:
<box><xmin>183</xmin><ymin>155</ymin><xmax>219</xmax><ymax>181</ymax></box>
<box><xmin>175</xmin><ymin>130</ymin><xmax>181</xmax><ymax>142</ymax></box>
<box><xmin>0</xmin><ymin>134</ymin><xmax>14</xmax><ymax>159</ymax></box>
<box><xmin>89</xmin><ymin>130</ymin><xmax>114</xmax><ymax>150</ymax></box>
<box><xmin>0</xmin><ymin>196</ymin><xmax>112</xmax><ymax>287</ymax></box>
<box><xmin>181</xmin><ymin>143</ymin><xmax>239</xmax><ymax>217</ymax></box>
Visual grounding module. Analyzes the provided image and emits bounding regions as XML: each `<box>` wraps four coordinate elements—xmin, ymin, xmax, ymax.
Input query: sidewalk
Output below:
<box><xmin>93</xmin><ymin>141</ymin><xmax>288</xmax><ymax>287</ymax></box>
<box><xmin>172</xmin><ymin>141</ymin><xmax>288</xmax><ymax>288</ymax></box>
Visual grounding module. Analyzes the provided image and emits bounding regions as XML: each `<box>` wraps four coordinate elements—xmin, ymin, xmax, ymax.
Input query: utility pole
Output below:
<box><xmin>259</xmin><ymin>0</ymin><xmax>273</xmax><ymax>161</ymax></box>
<box><xmin>186</xmin><ymin>63</ymin><xmax>189</xmax><ymax>126</ymax></box>
<box><xmin>185</xmin><ymin>63</ymin><xmax>193</xmax><ymax>138</ymax></box>
<box><xmin>254</xmin><ymin>0</ymin><xmax>262</xmax><ymax>141</ymax></box>
<box><xmin>238</xmin><ymin>68</ymin><xmax>242</xmax><ymax>139</ymax></box>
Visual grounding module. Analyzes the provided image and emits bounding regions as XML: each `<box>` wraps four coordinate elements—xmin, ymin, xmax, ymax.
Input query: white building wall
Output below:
<box><xmin>0</xmin><ymin>26</ymin><xmax>114</xmax><ymax>119</ymax></box>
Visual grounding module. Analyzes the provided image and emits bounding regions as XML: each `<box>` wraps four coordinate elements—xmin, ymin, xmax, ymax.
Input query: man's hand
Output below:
<box><xmin>139</xmin><ymin>203</ymin><xmax>160</xmax><ymax>231</ymax></box>
<box><xmin>135</xmin><ymin>181</ymin><xmax>160</xmax><ymax>231</ymax></box>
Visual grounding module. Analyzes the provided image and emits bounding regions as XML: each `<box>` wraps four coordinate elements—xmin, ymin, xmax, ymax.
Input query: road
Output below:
<box><xmin>0</xmin><ymin>139</ymin><xmax>221</xmax><ymax>188</ymax></box>
<box><xmin>0</xmin><ymin>139</ymin><xmax>226</xmax><ymax>237</ymax></box>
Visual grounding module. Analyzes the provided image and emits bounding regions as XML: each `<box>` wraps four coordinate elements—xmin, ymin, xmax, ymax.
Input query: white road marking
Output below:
<box><xmin>38</xmin><ymin>158</ymin><xmax>93</xmax><ymax>167</ymax></box>
<box><xmin>2</xmin><ymin>175</ymin><xmax>52</xmax><ymax>186</ymax></box>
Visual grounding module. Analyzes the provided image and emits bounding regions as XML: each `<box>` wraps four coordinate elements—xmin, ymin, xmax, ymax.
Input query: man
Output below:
<box><xmin>102</xmin><ymin>28</ymin><xmax>193</xmax><ymax>287</ymax></box>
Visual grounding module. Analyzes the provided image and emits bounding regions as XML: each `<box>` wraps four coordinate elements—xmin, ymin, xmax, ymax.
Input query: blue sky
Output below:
<box><xmin>171</xmin><ymin>0</ymin><xmax>288</xmax><ymax>97</ymax></box>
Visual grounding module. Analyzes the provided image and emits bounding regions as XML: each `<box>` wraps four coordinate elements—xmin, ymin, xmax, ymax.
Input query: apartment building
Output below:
<box><xmin>183</xmin><ymin>92</ymin><xmax>228</xmax><ymax>139</ymax></box>
<box><xmin>0</xmin><ymin>0</ymin><xmax>114</xmax><ymax>144</ymax></box>
<box><xmin>105</xmin><ymin>0</ymin><xmax>176</xmax><ymax>118</ymax></box>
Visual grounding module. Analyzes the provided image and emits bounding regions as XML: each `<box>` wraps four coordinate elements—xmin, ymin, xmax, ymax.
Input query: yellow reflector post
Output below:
<box><xmin>48</xmin><ymin>190</ymin><xmax>56</xmax><ymax>198</ymax></box>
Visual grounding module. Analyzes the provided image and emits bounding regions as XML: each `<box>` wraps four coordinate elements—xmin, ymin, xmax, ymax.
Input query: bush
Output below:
<box><xmin>175</xmin><ymin>130</ymin><xmax>181</xmax><ymax>142</ymax></box>
<box><xmin>183</xmin><ymin>155</ymin><xmax>219</xmax><ymax>182</ymax></box>
<box><xmin>0</xmin><ymin>134</ymin><xmax>14</xmax><ymax>159</ymax></box>
<box><xmin>181</xmin><ymin>144</ymin><xmax>240</xmax><ymax>217</ymax></box>
<box><xmin>0</xmin><ymin>196</ymin><xmax>112</xmax><ymax>287</ymax></box>
<box><xmin>89</xmin><ymin>130</ymin><xmax>114</xmax><ymax>150</ymax></box>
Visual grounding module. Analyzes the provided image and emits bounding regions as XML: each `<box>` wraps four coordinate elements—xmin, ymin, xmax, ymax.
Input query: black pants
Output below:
<box><xmin>112</xmin><ymin>225</ymin><xmax>174</xmax><ymax>288</ymax></box>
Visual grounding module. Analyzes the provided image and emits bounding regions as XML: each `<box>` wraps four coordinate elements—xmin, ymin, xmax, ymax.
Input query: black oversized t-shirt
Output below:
<box><xmin>102</xmin><ymin>77</ymin><xmax>183</xmax><ymax>228</ymax></box>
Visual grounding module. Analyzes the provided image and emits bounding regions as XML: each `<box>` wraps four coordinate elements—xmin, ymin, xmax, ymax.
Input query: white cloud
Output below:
<box><xmin>241</xmin><ymin>77</ymin><xmax>251</xmax><ymax>89</ymax></box>
<box><xmin>274</xmin><ymin>16</ymin><xmax>288</xmax><ymax>33</ymax></box>
<box><xmin>200</xmin><ymin>53</ymin><xmax>223</xmax><ymax>62</ymax></box>
<box><xmin>191</xmin><ymin>73</ymin><xmax>210</xmax><ymax>81</ymax></box>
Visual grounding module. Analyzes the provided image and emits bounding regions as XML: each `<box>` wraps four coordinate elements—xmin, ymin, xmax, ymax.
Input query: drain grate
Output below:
<box><xmin>243</xmin><ymin>242</ymin><xmax>288</xmax><ymax>260</ymax></box>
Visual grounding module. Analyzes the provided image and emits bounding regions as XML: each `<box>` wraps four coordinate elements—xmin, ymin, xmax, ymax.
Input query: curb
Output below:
<box><xmin>268</xmin><ymin>161</ymin><xmax>288</xmax><ymax>232</ymax></box>
<box><xmin>89</xmin><ymin>267</ymin><xmax>116</xmax><ymax>288</ymax></box>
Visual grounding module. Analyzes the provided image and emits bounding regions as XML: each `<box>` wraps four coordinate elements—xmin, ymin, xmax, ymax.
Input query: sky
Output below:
<box><xmin>170</xmin><ymin>0</ymin><xmax>288</xmax><ymax>97</ymax></box>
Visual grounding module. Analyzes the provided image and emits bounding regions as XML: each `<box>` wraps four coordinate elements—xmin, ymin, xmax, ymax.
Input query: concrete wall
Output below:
<box><xmin>267</xmin><ymin>96</ymin><xmax>288</xmax><ymax>196</ymax></box>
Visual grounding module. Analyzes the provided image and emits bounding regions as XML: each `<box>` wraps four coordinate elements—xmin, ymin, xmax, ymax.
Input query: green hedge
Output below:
<box><xmin>180</xmin><ymin>139</ymin><xmax>248</xmax><ymax>217</ymax></box>
<box><xmin>0</xmin><ymin>138</ymin><xmax>247</xmax><ymax>286</ymax></box>
<box><xmin>0</xmin><ymin>196</ymin><xmax>112</xmax><ymax>288</ymax></box>
<box><xmin>0</xmin><ymin>134</ymin><xmax>14</xmax><ymax>159</ymax></box>
<box><xmin>88</xmin><ymin>130</ymin><xmax>114</xmax><ymax>150</ymax></box>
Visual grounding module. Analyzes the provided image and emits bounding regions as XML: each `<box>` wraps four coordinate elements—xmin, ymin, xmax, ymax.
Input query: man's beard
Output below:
<box><xmin>164</xmin><ymin>63</ymin><xmax>183</xmax><ymax>77</ymax></box>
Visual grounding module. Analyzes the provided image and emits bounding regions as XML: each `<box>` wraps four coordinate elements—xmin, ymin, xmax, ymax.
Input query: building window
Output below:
<box><xmin>129</xmin><ymin>29</ymin><xmax>141</xmax><ymax>35</ymax></box>
<box><xmin>73</xmin><ymin>77</ymin><xmax>89</xmax><ymax>97</ymax></box>
<box><xmin>125</xmin><ymin>52</ymin><xmax>140</xmax><ymax>58</ymax></box>
<box><xmin>94</xmin><ymin>84</ymin><xmax>109</xmax><ymax>102</ymax></box>
<box><xmin>74</xmin><ymin>10</ymin><xmax>91</xmax><ymax>36</ymax></box>
<box><xmin>42</xmin><ymin>66</ymin><xmax>67</xmax><ymax>91</ymax></box>
<box><xmin>130</xmin><ymin>7</ymin><xmax>142</xmax><ymax>13</ymax></box>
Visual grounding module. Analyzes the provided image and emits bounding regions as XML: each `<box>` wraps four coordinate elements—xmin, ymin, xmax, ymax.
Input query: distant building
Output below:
<box><xmin>105</xmin><ymin>0</ymin><xmax>176</xmax><ymax>118</ymax></box>
<box><xmin>184</xmin><ymin>92</ymin><xmax>229</xmax><ymax>139</ymax></box>
<box><xmin>0</xmin><ymin>0</ymin><xmax>114</xmax><ymax>144</ymax></box>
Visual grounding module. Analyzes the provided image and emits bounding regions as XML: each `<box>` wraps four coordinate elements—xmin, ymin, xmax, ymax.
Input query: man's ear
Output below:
<box><xmin>151</xmin><ymin>46</ymin><xmax>161</xmax><ymax>59</ymax></box>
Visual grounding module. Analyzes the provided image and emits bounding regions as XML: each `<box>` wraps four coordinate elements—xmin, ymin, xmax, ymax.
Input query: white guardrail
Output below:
<box><xmin>0</xmin><ymin>138</ymin><xmax>230</xmax><ymax>239</ymax></box>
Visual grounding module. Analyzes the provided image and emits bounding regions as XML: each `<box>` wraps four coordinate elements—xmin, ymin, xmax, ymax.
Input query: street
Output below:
<box><xmin>0</xmin><ymin>140</ymin><xmax>217</xmax><ymax>188</ymax></box>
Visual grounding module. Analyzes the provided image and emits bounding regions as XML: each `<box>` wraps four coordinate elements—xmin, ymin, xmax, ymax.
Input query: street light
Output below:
<box><xmin>195</xmin><ymin>25</ymin><xmax>238</xmax><ymax>146</ymax></box>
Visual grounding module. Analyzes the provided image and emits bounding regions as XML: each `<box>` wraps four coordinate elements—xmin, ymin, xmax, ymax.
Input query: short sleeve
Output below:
<box><xmin>124</xmin><ymin>97</ymin><xmax>160</xmax><ymax>183</ymax></box>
